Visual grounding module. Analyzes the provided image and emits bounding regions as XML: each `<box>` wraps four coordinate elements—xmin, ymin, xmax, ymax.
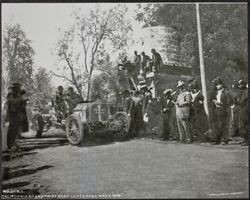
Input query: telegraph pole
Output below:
<box><xmin>196</xmin><ymin>3</ymin><xmax>209</xmax><ymax>116</ymax></box>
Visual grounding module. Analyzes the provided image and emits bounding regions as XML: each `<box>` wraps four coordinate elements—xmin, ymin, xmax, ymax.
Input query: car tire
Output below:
<box><xmin>66</xmin><ymin>114</ymin><xmax>84</xmax><ymax>145</ymax></box>
<box><xmin>109</xmin><ymin>112</ymin><xmax>130</xmax><ymax>141</ymax></box>
<box><xmin>34</xmin><ymin>114</ymin><xmax>44</xmax><ymax>138</ymax></box>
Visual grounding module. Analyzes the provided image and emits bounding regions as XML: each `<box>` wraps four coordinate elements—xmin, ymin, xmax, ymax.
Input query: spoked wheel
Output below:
<box><xmin>66</xmin><ymin>114</ymin><xmax>83</xmax><ymax>145</ymax></box>
<box><xmin>109</xmin><ymin>112</ymin><xmax>130</xmax><ymax>140</ymax></box>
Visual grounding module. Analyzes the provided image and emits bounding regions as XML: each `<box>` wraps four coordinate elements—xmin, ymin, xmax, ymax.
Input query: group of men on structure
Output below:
<box><xmin>119</xmin><ymin>48</ymin><xmax>164</xmax><ymax>81</ymax></box>
<box><xmin>120</xmin><ymin>76</ymin><xmax>248</xmax><ymax>146</ymax></box>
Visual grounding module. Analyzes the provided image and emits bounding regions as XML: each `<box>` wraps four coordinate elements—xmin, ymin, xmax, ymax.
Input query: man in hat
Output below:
<box><xmin>210</xmin><ymin>77</ymin><xmax>232</xmax><ymax>145</ymax></box>
<box><xmin>150</xmin><ymin>48</ymin><xmax>163</xmax><ymax>72</ymax></box>
<box><xmin>159</xmin><ymin>89</ymin><xmax>175</xmax><ymax>140</ymax></box>
<box><xmin>234</xmin><ymin>79</ymin><xmax>248</xmax><ymax>145</ymax></box>
<box><xmin>5</xmin><ymin>83</ymin><xmax>28</xmax><ymax>151</ymax></box>
<box><xmin>175</xmin><ymin>80</ymin><xmax>193</xmax><ymax>143</ymax></box>
<box><xmin>128</xmin><ymin>90</ymin><xmax>144</xmax><ymax>138</ymax></box>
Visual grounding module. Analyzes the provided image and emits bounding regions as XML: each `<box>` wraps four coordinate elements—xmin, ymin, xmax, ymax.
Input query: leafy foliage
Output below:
<box><xmin>135</xmin><ymin>3</ymin><xmax>247</xmax><ymax>88</ymax></box>
<box><xmin>2</xmin><ymin>24</ymin><xmax>54</xmax><ymax>108</ymax></box>
<box><xmin>54</xmin><ymin>5</ymin><xmax>132</xmax><ymax>100</ymax></box>
<box><xmin>31</xmin><ymin>67</ymin><xmax>53</xmax><ymax>107</ymax></box>
<box><xmin>2</xmin><ymin>24</ymin><xmax>35</xmax><ymax>94</ymax></box>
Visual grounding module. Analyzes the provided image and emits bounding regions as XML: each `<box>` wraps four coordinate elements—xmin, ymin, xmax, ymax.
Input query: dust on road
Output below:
<box><xmin>2</xmin><ymin>129</ymin><xmax>249</xmax><ymax>199</ymax></box>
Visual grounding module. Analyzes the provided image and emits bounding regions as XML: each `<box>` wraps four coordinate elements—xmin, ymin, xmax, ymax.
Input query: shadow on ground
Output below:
<box><xmin>3</xmin><ymin>165</ymin><xmax>54</xmax><ymax>181</ymax></box>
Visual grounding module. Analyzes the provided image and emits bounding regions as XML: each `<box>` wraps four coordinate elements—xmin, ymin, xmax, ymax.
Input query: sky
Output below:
<box><xmin>2</xmin><ymin>3</ymin><xmax>142</xmax><ymax>87</ymax></box>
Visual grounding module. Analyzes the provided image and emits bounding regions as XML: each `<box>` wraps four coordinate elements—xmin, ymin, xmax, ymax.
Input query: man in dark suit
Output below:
<box><xmin>189</xmin><ymin>80</ymin><xmax>208</xmax><ymax>142</ymax></box>
<box><xmin>128</xmin><ymin>90</ymin><xmax>144</xmax><ymax>138</ymax></box>
<box><xmin>160</xmin><ymin>89</ymin><xmax>175</xmax><ymax>140</ymax></box>
<box><xmin>211</xmin><ymin>77</ymin><xmax>232</xmax><ymax>145</ymax></box>
<box><xmin>5</xmin><ymin>83</ymin><xmax>28</xmax><ymax>151</ymax></box>
<box><xmin>235</xmin><ymin>79</ymin><xmax>248</xmax><ymax>146</ymax></box>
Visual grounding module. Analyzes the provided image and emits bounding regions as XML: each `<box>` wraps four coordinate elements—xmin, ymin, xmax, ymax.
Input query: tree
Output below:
<box><xmin>135</xmin><ymin>4</ymin><xmax>198</xmax><ymax>69</ymax></box>
<box><xmin>91</xmin><ymin>53</ymin><xmax>128</xmax><ymax>102</ymax></box>
<box><xmin>135</xmin><ymin>3</ymin><xmax>247</xmax><ymax>88</ymax></box>
<box><xmin>2</xmin><ymin>24</ymin><xmax>35</xmax><ymax>94</ymax></box>
<box><xmin>54</xmin><ymin>5</ymin><xmax>132</xmax><ymax>100</ymax></box>
<box><xmin>31</xmin><ymin>67</ymin><xmax>53</xmax><ymax>107</ymax></box>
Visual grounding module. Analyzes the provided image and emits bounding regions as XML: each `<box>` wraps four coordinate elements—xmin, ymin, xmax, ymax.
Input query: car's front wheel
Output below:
<box><xmin>65</xmin><ymin>114</ymin><xmax>84</xmax><ymax>145</ymax></box>
<box><xmin>109</xmin><ymin>112</ymin><xmax>130</xmax><ymax>140</ymax></box>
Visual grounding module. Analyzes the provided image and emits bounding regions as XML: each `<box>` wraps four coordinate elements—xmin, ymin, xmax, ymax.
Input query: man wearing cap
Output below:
<box><xmin>159</xmin><ymin>89</ymin><xmax>175</xmax><ymax>140</ymax></box>
<box><xmin>175</xmin><ymin>80</ymin><xmax>193</xmax><ymax>143</ymax></box>
<box><xmin>235</xmin><ymin>79</ymin><xmax>248</xmax><ymax>145</ymax></box>
<box><xmin>5</xmin><ymin>83</ymin><xmax>28</xmax><ymax>151</ymax></box>
<box><xmin>210</xmin><ymin>77</ymin><xmax>232</xmax><ymax>145</ymax></box>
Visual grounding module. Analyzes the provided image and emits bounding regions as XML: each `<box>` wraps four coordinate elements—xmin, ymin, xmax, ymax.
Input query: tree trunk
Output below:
<box><xmin>86</xmin><ymin>73</ymin><xmax>92</xmax><ymax>101</ymax></box>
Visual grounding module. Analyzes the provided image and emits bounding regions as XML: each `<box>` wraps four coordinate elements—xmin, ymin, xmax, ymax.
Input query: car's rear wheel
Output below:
<box><xmin>109</xmin><ymin>112</ymin><xmax>130</xmax><ymax>140</ymax></box>
<box><xmin>66</xmin><ymin>114</ymin><xmax>84</xmax><ymax>145</ymax></box>
<box><xmin>33</xmin><ymin>114</ymin><xmax>44</xmax><ymax>138</ymax></box>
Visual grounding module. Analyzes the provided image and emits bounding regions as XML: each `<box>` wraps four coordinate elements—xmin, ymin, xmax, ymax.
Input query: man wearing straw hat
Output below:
<box><xmin>175</xmin><ymin>80</ymin><xmax>193</xmax><ymax>144</ymax></box>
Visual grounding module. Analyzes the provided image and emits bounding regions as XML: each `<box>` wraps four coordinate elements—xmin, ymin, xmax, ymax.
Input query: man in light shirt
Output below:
<box><xmin>175</xmin><ymin>80</ymin><xmax>193</xmax><ymax>144</ymax></box>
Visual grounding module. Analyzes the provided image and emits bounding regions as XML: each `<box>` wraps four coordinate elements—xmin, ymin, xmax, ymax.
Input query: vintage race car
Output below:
<box><xmin>65</xmin><ymin>100</ymin><xmax>130</xmax><ymax>145</ymax></box>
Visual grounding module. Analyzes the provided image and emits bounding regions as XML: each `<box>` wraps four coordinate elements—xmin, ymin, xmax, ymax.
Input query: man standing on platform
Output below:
<box><xmin>150</xmin><ymin>48</ymin><xmax>163</xmax><ymax>72</ymax></box>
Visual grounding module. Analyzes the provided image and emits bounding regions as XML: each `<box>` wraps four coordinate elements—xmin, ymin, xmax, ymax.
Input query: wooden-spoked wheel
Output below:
<box><xmin>65</xmin><ymin>114</ymin><xmax>83</xmax><ymax>145</ymax></box>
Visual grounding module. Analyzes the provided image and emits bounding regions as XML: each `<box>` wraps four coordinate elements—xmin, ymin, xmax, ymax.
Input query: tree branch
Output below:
<box><xmin>51</xmin><ymin>71</ymin><xmax>74</xmax><ymax>84</ymax></box>
<box><xmin>63</xmin><ymin>52</ymin><xmax>84</xmax><ymax>99</ymax></box>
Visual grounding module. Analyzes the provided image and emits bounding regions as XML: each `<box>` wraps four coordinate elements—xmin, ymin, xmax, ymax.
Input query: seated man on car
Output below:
<box><xmin>55</xmin><ymin>85</ymin><xmax>69</xmax><ymax>123</ymax></box>
<box><xmin>66</xmin><ymin>87</ymin><xmax>83</xmax><ymax>114</ymax></box>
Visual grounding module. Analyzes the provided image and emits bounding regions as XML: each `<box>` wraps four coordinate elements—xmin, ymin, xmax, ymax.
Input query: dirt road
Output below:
<box><xmin>2</xmin><ymin>129</ymin><xmax>249</xmax><ymax>199</ymax></box>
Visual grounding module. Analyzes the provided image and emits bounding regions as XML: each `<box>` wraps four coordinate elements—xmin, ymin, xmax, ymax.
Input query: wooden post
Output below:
<box><xmin>196</xmin><ymin>3</ymin><xmax>209</xmax><ymax>116</ymax></box>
